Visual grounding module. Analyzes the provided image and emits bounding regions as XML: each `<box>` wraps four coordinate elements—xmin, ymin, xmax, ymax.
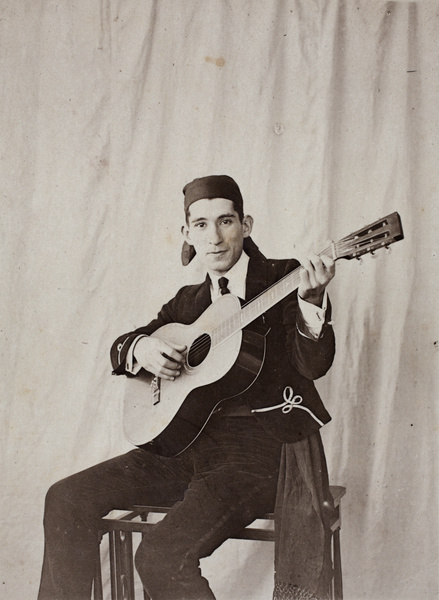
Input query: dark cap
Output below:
<box><xmin>183</xmin><ymin>175</ymin><xmax>243</xmax><ymax>213</ymax></box>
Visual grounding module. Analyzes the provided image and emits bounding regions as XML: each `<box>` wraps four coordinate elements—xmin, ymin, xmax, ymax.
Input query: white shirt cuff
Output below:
<box><xmin>297</xmin><ymin>291</ymin><xmax>328</xmax><ymax>339</ymax></box>
<box><xmin>125</xmin><ymin>335</ymin><xmax>148</xmax><ymax>374</ymax></box>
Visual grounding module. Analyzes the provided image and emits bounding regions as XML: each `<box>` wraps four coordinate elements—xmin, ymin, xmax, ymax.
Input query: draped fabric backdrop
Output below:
<box><xmin>1</xmin><ymin>1</ymin><xmax>438</xmax><ymax>599</ymax></box>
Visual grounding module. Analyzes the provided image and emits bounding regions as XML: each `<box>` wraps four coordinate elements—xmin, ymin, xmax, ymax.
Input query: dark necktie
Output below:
<box><xmin>218</xmin><ymin>277</ymin><xmax>230</xmax><ymax>295</ymax></box>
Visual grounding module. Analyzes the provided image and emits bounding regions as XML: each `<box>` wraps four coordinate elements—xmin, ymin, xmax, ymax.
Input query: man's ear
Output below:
<box><xmin>181</xmin><ymin>224</ymin><xmax>192</xmax><ymax>245</ymax></box>
<box><xmin>242</xmin><ymin>214</ymin><xmax>254</xmax><ymax>238</ymax></box>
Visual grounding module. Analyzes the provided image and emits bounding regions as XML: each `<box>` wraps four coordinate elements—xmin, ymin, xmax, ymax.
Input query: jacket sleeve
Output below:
<box><xmin>280</xmin><ymin>259</ymin><xmax>336</xmax><ymax>380</ymax></box>
<box><xmin>110</xmin><ymin>288</ymin><xmax>185</xmax><ymax>376</ymax></box>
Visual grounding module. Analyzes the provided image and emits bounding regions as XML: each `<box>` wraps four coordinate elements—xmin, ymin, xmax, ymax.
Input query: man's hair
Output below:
<box><xmin>185</xmin><ymin>198</ymin><xmax>244</xmax><ymax>224</ymax></box>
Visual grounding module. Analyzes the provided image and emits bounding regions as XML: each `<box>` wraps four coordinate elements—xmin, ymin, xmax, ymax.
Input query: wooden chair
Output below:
<box><xmin>94</xmin><ymin>485</ymin><xmax>346</xmax><ymax>600</ymax></box>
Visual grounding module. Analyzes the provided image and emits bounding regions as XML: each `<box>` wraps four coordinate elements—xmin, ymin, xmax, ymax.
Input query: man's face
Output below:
<box><xmin>183</xmin><ymin>197</ymin><xmax>253</xmax><ymax>276</ymax></box>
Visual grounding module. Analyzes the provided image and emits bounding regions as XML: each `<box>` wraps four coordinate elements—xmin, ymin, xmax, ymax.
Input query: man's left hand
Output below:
<box><xmin>298</xmin><ymin>253</ymin><xmax>335</xmax><ymax>307</ymax></box>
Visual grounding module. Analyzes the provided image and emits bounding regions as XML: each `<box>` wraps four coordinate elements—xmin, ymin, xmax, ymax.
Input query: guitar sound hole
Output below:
<box><xmin>187</xmin><ymin>334</ymin><xmax>211</xmax><ymax>367</ymax></box>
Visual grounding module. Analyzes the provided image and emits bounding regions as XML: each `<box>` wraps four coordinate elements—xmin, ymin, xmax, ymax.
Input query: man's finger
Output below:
<box><xmin>160</xmin><ymin>366</ymin><xmax>182</xmax><ymax>379</ymax></box>
<box><xmin>160</xmin><ymin>342</ymin><xmax>186</xmax><ymax>364</ymax></box>
<box><xmin>151</xmin><ymin>361</ymin><xmax>182</xmax><ymax>380</ymax></box>
<box><xmin>300</xmin><ymin>265</ymin><xmax>313</xmax><ymax>288</ymax></box>
<box><xmin>320</xmin><ymin>254</ymin><xmax>335</xmax><ymax>273</ymax></box>
<box><xmin>301</xmin><ymin>258</ymin><xmax>320</xmax><ymax>287</ymax></box>
<box><xmin>159</xmin><ymin>355</ymin><xmax>183</xmax><ymax>370</ymax></box>
<box><xmin>168</xmin><ymin>341</ymin><xmax>187</xmax><ymax>352</ymax></box>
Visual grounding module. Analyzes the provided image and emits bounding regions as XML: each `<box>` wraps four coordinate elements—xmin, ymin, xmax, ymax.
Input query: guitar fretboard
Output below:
<box><xmin>208</xmin><ymin>210</ymin><xmax>403</xmax><ymax>351</ymax></box>
<box><xmin>210</xmin><ymin>247</ymin><xmax>334</xmax><ymax>348</ymax></box>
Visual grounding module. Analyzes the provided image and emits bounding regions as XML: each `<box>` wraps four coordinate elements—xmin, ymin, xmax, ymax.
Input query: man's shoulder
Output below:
<box><xmin>266</xmin><ymin>256</ymin><xmax>300</xmax><ymax>268</ymax></box>
<box><xmin>252</xmin><ymin>253</ymin><xmax>300</xmax><ymax>277</ymax></box>
<box><xmin>163</xmin><ymin>278</ymin><xmax>211</xmax><ymax>323</ymax></box>
<box><xmin>245</xmin><ymin>241</ymin><xmax>299</xmax><ymax>269</ymax></box>
<box><xmin>174</xmin><ymin>279</ymin><xmax>207</xmax><ymax>297</ymax></box>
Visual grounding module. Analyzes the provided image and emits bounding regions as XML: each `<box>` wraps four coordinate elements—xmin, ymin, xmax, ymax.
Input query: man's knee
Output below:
<box><xmin>44</xmin><ymin>479</ymin><xmax>72</xmax><ymax>515</ymax></box>
<box><xmin>135</xmin><ymin>533</ymin><xmax>214</xmax><ymax>600</ymax></box>
<box><xmin>135</xmin><ymin>535</ymin><xmax>167</xmax><ymax>582</ymax></box>
<box><xmin>135</xmin><ymin>532</ymin><xmax>196</xmax><ymax>583</ymax></box>
<box><xmin>43</xmin><ymin>476</ymin><xmax>92</xmax><ymax>527</ymax></box>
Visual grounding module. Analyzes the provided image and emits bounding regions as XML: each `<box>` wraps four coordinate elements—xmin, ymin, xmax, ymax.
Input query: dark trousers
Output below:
<box><xmin>38</xmin><ymin>415</ymin><xmax>283</xmax><ymax>600</ymax></box>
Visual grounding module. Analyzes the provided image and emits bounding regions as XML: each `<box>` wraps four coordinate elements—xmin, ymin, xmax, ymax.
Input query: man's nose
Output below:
<box><xmin>208</xmin><ymin>225</ymin><xmax>222</xmax><ymax>245</ymax></box>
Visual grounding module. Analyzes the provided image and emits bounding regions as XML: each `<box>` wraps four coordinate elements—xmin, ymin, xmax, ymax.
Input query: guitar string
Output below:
<box><xmin>186</xmin><ymin>236</ymin><xmax>388</xmax><ymax>362</ymax></box>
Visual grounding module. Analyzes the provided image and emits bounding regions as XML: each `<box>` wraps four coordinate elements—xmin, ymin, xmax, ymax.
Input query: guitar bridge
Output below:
<box><xmin>150</xmin><ymin>376</ymin><xmax>161</xmax><ymax>405</ymax></box>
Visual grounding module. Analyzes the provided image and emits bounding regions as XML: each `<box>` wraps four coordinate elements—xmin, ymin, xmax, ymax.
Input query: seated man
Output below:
<box><xmin>38</xmin><ymin>175</ymin><xmax>336</xmax><ymax>600</ymax></box>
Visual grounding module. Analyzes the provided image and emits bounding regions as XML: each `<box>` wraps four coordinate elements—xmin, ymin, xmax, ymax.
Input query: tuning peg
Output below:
<box><xmin>386</xmin><ymin>246</ymin><xmax>392</xmax><ymax>254</ymax></box>
<box><xmin>370</xmin><ymin>250</ymin><xmax>377</xmax><ymax>259</ymax></box>
<box><xmin>356</xmin><ymin>256</ymin><xmax>363</xmax><ymax>264</ymax></box>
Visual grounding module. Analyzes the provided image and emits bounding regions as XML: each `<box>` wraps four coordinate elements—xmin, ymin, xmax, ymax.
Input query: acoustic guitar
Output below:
<box><xmin>123</xmin><ymin>212</ymin><xmax>404</xmax><ymax>456</ymax></box>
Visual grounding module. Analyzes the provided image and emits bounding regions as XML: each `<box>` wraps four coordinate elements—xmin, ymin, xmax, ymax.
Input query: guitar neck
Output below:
<box><xmin>211</xmin><ymin>211</ymin><xmax>404</xmax><ymax>348</ymax></box>
<box><xmin>212</xmin><ymin>246</ymin><xmax>335</xmax><ymax>346</ymax></box>
<box><xmin>241</xmin><ymin>264</ymin><xmax>304</xmax><ymax>326</ymax></box>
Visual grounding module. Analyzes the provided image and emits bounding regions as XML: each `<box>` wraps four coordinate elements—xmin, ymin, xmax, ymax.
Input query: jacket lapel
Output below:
<box><xmin>245</xmin><ymin>252</ymin><xmax>269</xmax><ymax>301</ymax></box>
<box><xmin>193</xmin><ymin>275</ymin><xmax>212</xmax><ymax>316</ymax></box>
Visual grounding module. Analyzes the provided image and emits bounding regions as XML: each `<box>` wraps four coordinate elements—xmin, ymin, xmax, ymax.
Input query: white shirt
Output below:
<box><xmin>209</xmin><ymin>251</ymin><xmax>249</xmax><ymax>301</ymax></box>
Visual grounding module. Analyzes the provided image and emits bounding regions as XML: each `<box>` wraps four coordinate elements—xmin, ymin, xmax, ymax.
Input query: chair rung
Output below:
<box><xmin>231</xmin><ymin>528</ymin><xmax>275</xmax><ymax>542</ymax></box>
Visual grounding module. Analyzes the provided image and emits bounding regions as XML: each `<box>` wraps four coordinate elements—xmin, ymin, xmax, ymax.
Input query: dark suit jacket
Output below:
<box><xmin>111</xmin><ymin>238</ymin><xmax>335</xmax><ymax>444</ymax></box>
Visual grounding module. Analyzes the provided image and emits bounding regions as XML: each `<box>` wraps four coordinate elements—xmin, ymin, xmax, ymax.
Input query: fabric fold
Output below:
<box><xmin>274</xmin><ymin>433</ymin><xmax>333</xmax><ymax>600</ymax></box>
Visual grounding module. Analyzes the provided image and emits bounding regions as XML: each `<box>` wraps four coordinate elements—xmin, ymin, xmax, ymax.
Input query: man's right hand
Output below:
<box><xmin>133</xmin><ymin>337</ymin><xmax>187</xmax><ymax>381</ymax></box>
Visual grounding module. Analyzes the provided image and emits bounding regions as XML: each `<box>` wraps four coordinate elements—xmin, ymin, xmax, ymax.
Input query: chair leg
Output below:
<box><xmin>139</xmin><ymin>514</ymin><xmax>152</xmax><ymax>600</ymax></box>
<box><xmin>110</xmin><ymin>529</ymin><xmax>136</xmax><ymax>600</ymax></box>
<box><xmin>108</xmin><ymin>531</ymin><xmax>118</xmax><ymax>599</ymax></box>
<box><xmin>332</xmin><ymin>528</ymin><xmax>343</xmax><ymax>600</ymax></box>
<box><xmin>93</xmin><ymin>542</ymin><xmax>104</xmax><ymax>600</ymax></box>
<box><xmin>120</xmin><ymin>531</ymin><xmax>135</xmax><ymax>599</ymax></box>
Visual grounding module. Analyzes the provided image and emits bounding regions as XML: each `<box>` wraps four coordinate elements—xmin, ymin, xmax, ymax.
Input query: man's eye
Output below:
<box><xmin>195</xmin><ymin>222</ymin><xmax>206</xmax><ymax>228</ymax></box>
<box><xmin>221</xmin><ymin>219</ymin><xmax>232</xmax><ymax>225</ymax></box>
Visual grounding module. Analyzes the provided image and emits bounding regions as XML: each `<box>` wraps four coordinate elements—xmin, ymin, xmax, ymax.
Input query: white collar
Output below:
<box><xmin>209</xmin><ymin>251</ymin><xmax>249</xmax><ymax>300</ymax></box>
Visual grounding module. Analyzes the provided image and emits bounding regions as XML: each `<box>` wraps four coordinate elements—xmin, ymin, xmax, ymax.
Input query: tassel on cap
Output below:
<box><xmin>181</xmin><ymin>241</ymin><xmax>196</xmax><ymax>266</ymax></box>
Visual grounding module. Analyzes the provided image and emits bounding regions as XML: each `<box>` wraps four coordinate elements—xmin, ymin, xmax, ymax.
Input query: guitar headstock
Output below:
<box><xmin>335</xmin><ymin>212</ymin><xmax>404</xmax><ymax>260</ymax></box>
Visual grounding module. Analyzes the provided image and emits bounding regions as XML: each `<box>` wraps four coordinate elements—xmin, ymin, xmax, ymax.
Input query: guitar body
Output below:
<box><xmin>123</xmin><ymin>294</ymin><xmax>268</xmax><ymax>456</ymax></box>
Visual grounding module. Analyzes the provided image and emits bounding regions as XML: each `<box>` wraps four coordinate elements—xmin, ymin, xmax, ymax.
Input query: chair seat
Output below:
<box><xmin>101</xmin><ymin>485</ymin><xmax>345</xmax><ymax>541</ymax></box>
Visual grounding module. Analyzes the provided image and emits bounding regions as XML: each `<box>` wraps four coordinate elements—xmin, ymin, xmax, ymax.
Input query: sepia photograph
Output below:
<box><xmin>1</xmin><ymin>2</ymin><xmax>437</xmax><ymax>599</ymax></box>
